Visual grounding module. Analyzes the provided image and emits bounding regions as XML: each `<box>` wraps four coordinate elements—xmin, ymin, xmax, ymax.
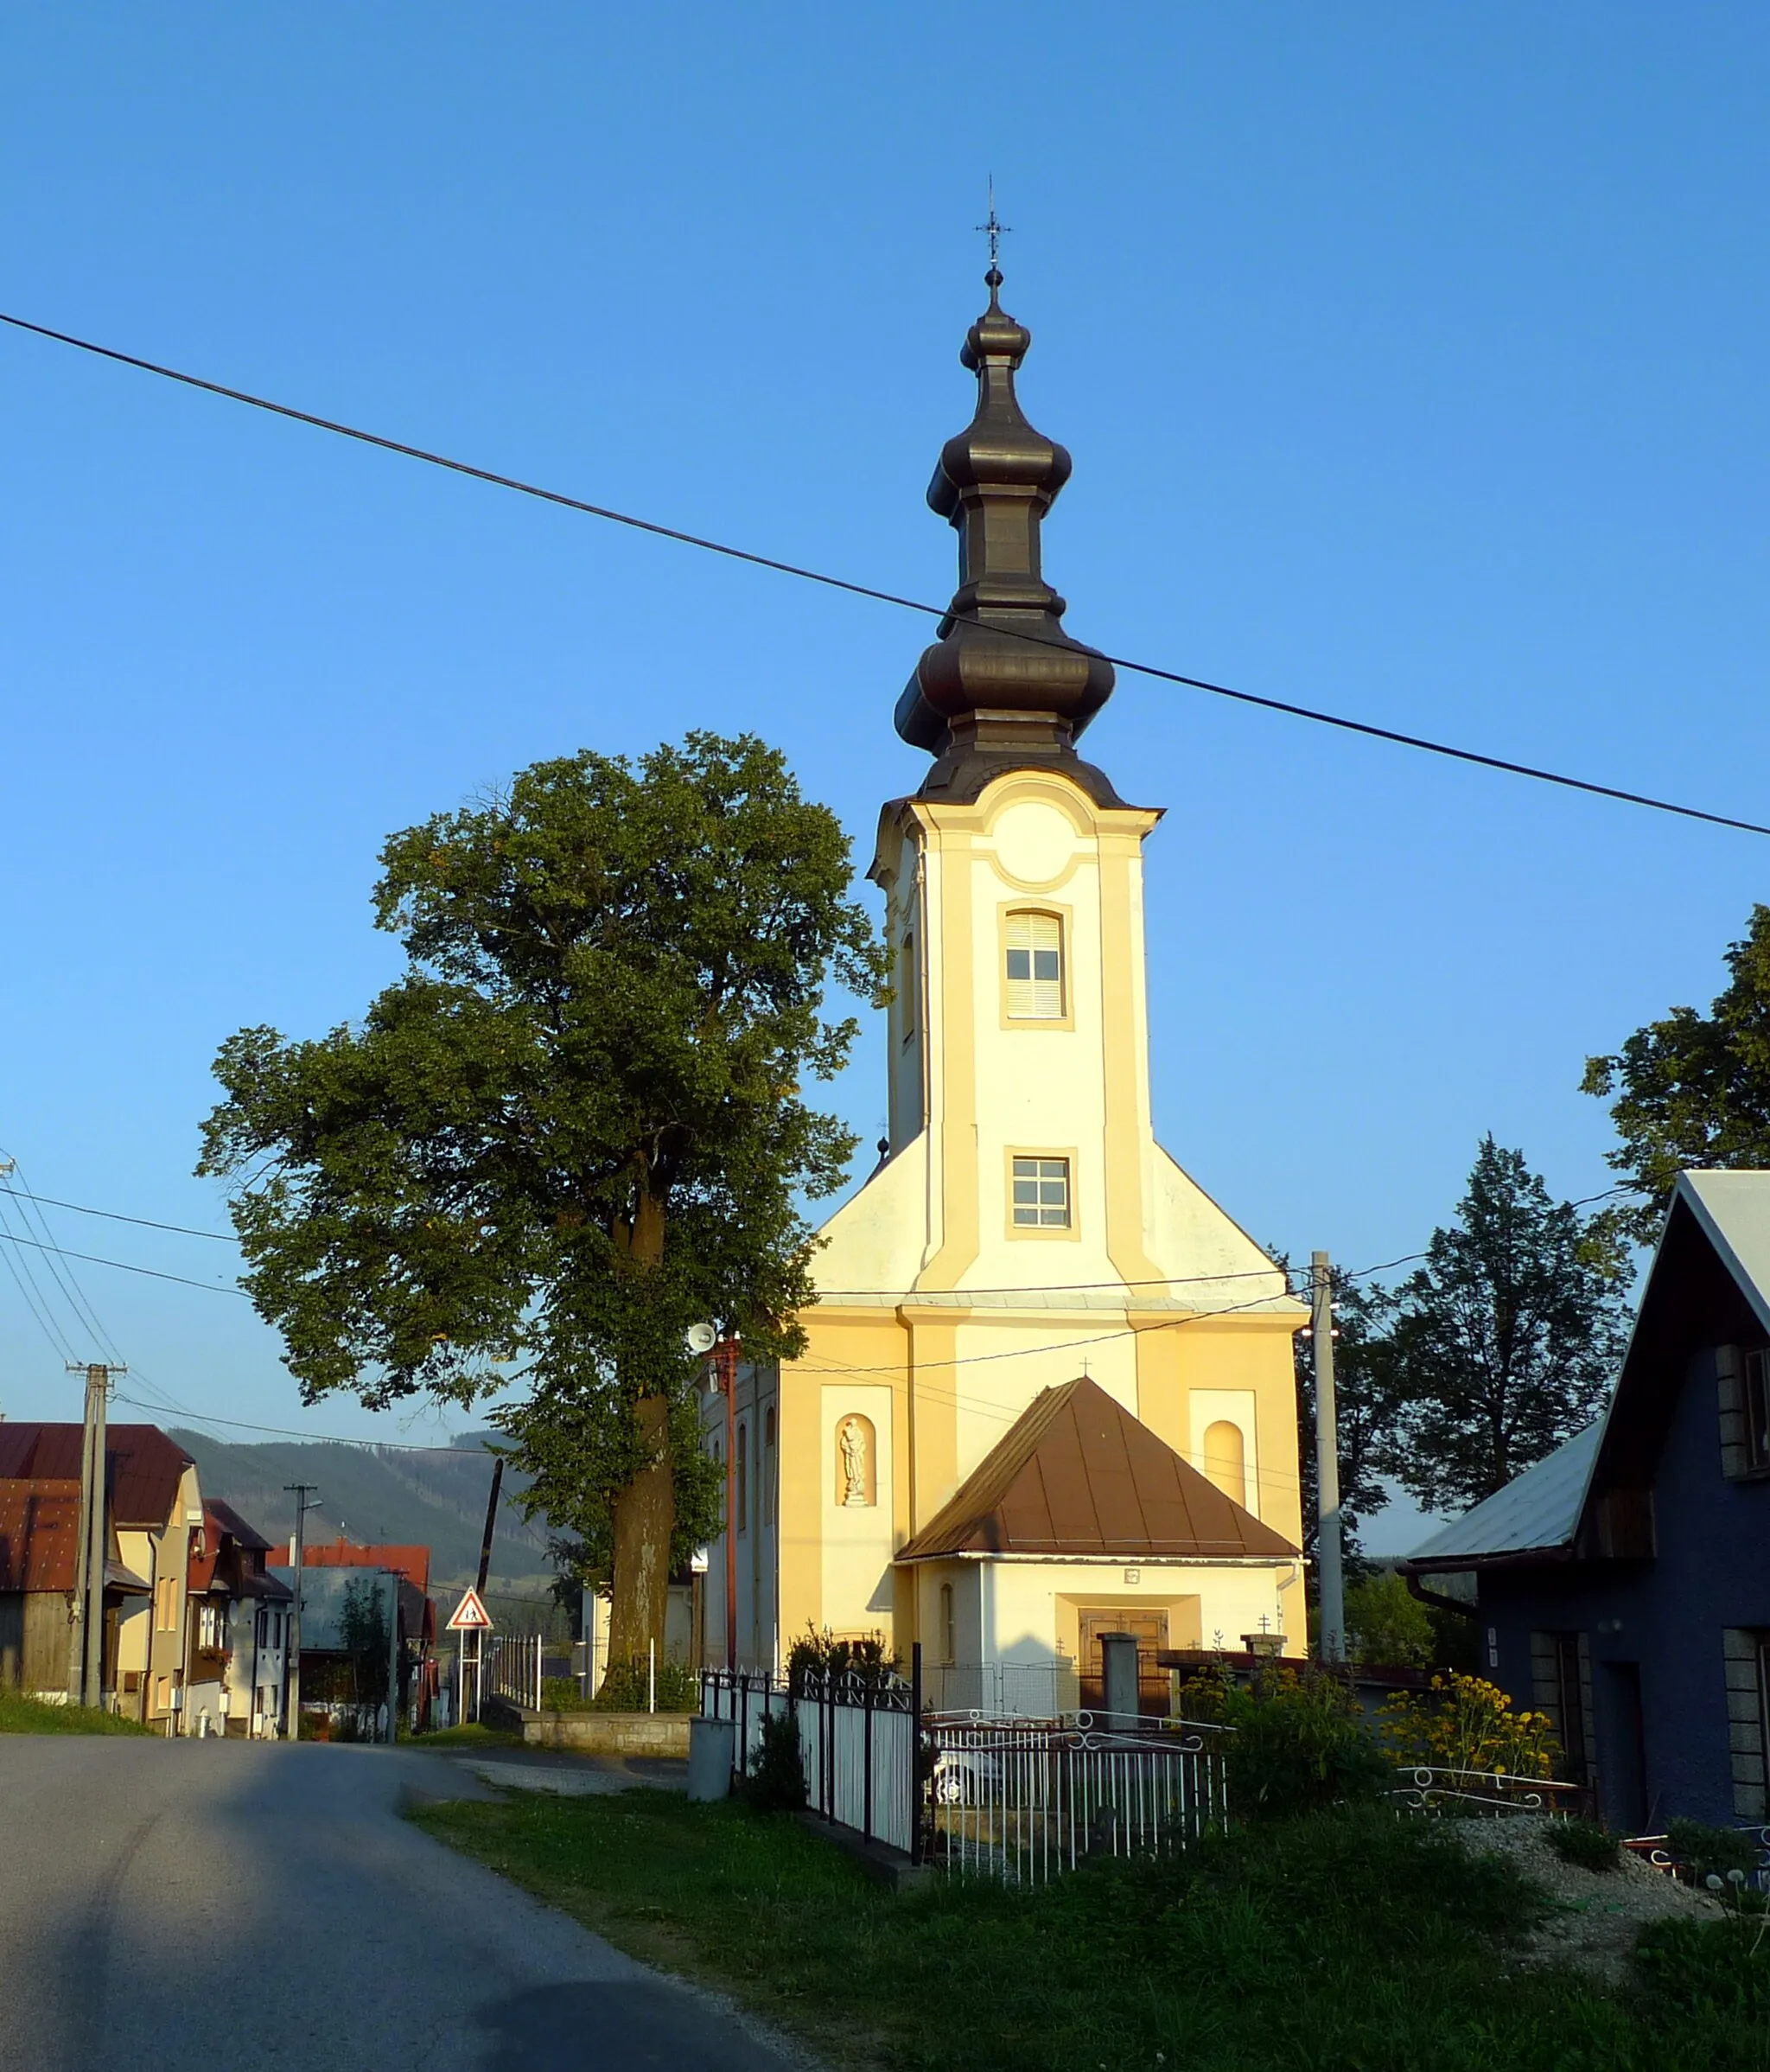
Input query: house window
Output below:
<box><xmin>736</xmin><ymin>1422</ymin><xmax>748</xmax><ymax>1537</ymax></box>
<box><xmin>155</xmin><ymin>1576</ymin><xmax>178</xmax><ymax>1633</ymax></box>
<box><xmin>1012</xmin><ymin>1157</ymin><xmax>1071</xmax><ymax>1228</ymax></box>
<box><xmin>154</xmin><ymin>1675</ymin><xmax>171</xmax><ymax>1713</ymax></box>
<box><xmin>763</xmin><ymin>1406</ymin><xmax>777</xmax><ymax>1526</ymax></box>
<box><xmin>1004</xmin><ymin>911</ymin><xmax>1064</xmax><ymax>1019</ymax></box>
<box><xmin>1746</xmin><ymin>1350</ymin><xmax>1770</xmax><ymax>1470</ymax></box>
<box><xmin>196</xmin><ymin>1601</ymin><xmax>226</xmax><ymax>1651</ymax></box>
<box><xmin>1724</xmin><ymin>1629</ymin><xmax>1770</xmax><ymax>1820</ymax></box>
<box><xmin>939</xmin><ymin>1582</ymin><xmax>956</xmax><ymax>1666</ymax></box>
<box><xmin>1531</xmin><ymin>1629</ymin><xmax>1593</xmax><ymax>1786</ymax></box>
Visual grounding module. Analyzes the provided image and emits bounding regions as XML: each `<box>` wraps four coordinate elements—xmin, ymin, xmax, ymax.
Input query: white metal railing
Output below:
<box><xmin>1385</xmin><ymin>1765</ymin><xmax>1589</xmax><ymax>1818</ymax></box>
<box><xmin>487</xmin><ymin>1633</ymin><xmax>544</xmax><ymax>1713</ymax></box>
<box><xmin>926</xmin><ymin>1712</ymin><xmax>1230</xmax><ymax>1885</ymax></box>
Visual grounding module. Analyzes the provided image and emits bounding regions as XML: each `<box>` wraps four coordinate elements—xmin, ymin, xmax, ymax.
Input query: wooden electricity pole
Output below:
<box><xmin>66</xmin><ymin>1361</ymin><xmax>124</xmax><ymax>1709</ymax></box>
<box><xmin>1310</xmin><ymin>1253</ymin><xmax>1347</xmax><ymax>1665</ymax></box>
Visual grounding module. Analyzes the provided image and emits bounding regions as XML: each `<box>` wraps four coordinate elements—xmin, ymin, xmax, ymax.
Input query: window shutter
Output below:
<box><xmin>1718</xmin><ymin>1345</ymin><xmax>1748</xmax><ymax>1478</ymax></box>
<box><xmin>1005</xmin><ymin>912</ymin><xmax>1063</xmax><ymax>1018</ymax></box>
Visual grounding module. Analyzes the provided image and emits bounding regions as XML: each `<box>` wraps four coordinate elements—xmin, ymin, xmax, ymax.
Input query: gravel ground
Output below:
<box><xmin>1449</xmin><ymin>1817</ymin><xmax>1723</xmax><ymax>1985</ymax></box>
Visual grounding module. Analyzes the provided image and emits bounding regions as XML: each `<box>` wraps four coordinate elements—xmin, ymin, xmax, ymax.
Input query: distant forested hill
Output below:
<box><xmin>168</xmin><ymin>1429</ymin><xmax>556</xmax><ymax>1597</ymax></box>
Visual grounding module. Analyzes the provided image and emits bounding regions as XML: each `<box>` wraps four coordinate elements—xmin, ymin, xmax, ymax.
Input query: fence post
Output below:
<box><xmin>911</xmin><ymin>1640</ymin><xmax>923</xmax><ymax>1866</ymax></box>
<box><xmin>862</xmin><ymin>1675</ymin><xmax>874</xmax><ymax>1846</ymax></box>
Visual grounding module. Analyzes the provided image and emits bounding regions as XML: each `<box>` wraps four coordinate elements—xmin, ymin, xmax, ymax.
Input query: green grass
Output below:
<box><xmin>411</xmin><ymin>1791</ymin><xmax>1770</xmax><ymax>2072</ymax></box>
<box><xmin>406</xmin><ymin>1722</ymin><xmax>525</xmax><ymax>1751</ymax></box>
<box><xmin>0</xmin><ymin>1687</ymin><xmax>155</xmax><ymax>1735</ymax></box>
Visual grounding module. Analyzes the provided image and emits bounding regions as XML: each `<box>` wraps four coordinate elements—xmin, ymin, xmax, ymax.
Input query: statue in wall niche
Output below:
<box><xmin>838</xmin><ymin>1416</ymin><xmax>872</xmax><ymax>1506</ymax></box>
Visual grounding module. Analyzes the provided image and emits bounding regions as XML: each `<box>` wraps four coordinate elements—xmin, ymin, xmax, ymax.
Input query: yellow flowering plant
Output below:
<box><xmin>1378</xmin><ymin>1673</ymin><xmax>1559</xmax><ymax>1781</ymax></box>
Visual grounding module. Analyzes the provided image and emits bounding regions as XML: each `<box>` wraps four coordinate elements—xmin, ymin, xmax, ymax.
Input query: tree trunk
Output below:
<box><xmin>604</xmin><ymin>1179</ymin><xmax>675</xmax><ymax>1680</ymax></box>
<box><xmin>607</xmin><ymin>1392</ymin><xmax>674</xmax><ymax>1674</ymax></box>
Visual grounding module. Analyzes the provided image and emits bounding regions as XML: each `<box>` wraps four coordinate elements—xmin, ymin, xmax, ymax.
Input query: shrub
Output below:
<box><xmin>786</xmin><ymin>1623</ymin><xmax>896</xmax><ymax>1693</ymax></box>
<box><xmin>1378</xmin><ymin>1673</ymin><xmax>1558</xmax><ymax>1780</ymax></box>
<box><xmin>1544</xmin><ymin>1817</ymin><xmax>1620</xmax><ymax>1873</ymax></box>
<box><xmin>542</xmin><ymin>1675</ymin><xmax>589</xmax><ymax>1712</ymax></box>
<box><xmin>1185</xmin><ymin>1662</ymin><xmax>1391</xmax><ymax>1820</ymax></box>
<box><xmin>1345</xmin><ymin>1572</ymin><xmax>1434</xmax><ymax>1668</ymax></box>
<box><xmin>1665</xmin><ymin>1818</ymin><xmax>1764</xmax><ymax>1885</ymax></box>
<box><xmin>592</xmin><ymin>1657</ymin><xmax>697</xmax><ymax>1713</ymax></box>
<box><xmin>743</xmin><ymin>1708</ymin><xmax>807</xmax><ymax>1814</ymax></box>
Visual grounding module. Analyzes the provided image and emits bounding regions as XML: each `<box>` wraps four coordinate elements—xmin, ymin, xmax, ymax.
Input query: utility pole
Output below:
<box><xmin>1311</xmin><ymin>1252</ymin><xmax>1346</xmax><ymax>1666</ymax></box>
<box><xmin>66</xmin><ymin>1361</ymin><xmax>125</xmax><ymax>1709</ymax></box>
<box><xmin>716</xmin><ymin>1332</ymin><xmax>741</xmax><ymax>1672</ymax></box>
<box><xmin>384</xmin><ymin>1568</ymin><xmax>402</xmax><ymax>1745</ymax></box>
<box><xmin>283</xmin><ymin>1483</ymin><xmax>319</xmax><ymax>1737</ymax></box>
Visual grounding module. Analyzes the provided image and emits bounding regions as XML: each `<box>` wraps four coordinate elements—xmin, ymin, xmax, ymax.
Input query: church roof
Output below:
<box><xmin>897</xmin><ymin>1375</ymin><xmax>1298</xmax><ymax>1563</ymax></box>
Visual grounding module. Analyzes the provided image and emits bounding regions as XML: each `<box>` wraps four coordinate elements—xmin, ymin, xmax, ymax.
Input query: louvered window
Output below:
<box><xmin>1005</xmin><ymin>912</ymin><xmax>1063</xmax><ymax>1018</ymax></box>
<box><xmin>1012</xmin><ymin>1157</ymin><xmax>1071</xmax><ymax>1228</ymax></box>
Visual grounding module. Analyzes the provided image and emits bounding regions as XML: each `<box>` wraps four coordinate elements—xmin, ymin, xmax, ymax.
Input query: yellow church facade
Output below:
<box><xmin>704</xmin><ymin>265</ymin><xmax>1305</xmax><ymax>1706</ymax></box>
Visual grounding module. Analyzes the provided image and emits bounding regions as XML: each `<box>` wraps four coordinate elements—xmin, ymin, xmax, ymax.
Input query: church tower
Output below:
<box><xmin>706</xmin><ymin>269</ymin><xmax>1307</xmax><ymax>1704</ymax></box>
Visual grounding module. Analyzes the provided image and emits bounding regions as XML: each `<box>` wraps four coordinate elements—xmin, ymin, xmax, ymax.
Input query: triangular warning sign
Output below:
<box><xmin>447</xmin><ymin>1587</ymin><xmax>493</xmax><ymax>1632</ymax></box>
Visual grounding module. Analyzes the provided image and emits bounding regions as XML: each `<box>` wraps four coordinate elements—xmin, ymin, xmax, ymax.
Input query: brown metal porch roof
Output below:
<box><xmin>897</xmin><ymin>1376</ymin><xmax>1298</xmax><ymax>1562</ymax></box>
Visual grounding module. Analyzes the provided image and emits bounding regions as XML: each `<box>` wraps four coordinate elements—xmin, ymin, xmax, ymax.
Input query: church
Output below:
<box><xmin>702</xmin><ymin>265</ymin><xmax>1305</xmax><ymax>1711</ymax></box>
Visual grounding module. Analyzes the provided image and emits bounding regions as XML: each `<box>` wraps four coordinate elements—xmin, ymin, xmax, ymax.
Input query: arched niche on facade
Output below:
<box><xmin>1202</xmin><ymin>1419</ymin><xmax>1247</xmax><ymax>1510</ymax></box>
<box><xmin>834</xmin><ymin>1412</ymin><xmax>877</xmax><ymax>1508</ymax></box>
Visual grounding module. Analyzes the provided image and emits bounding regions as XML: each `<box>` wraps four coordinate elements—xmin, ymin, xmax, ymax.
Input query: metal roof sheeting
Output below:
<box><xmin>1406</xmin><ymin>1420</ymin><xmax>1602</xmax><ymax>1567</ymax></box>
<box><xmin>0</xmin><ymin>1424</ymin><xmax>192</xmax><ymax>1529</ymax></box>
<box><xmin>1676</xmin><ymin>1170</ymin><xmax>1770</xmax><ymax>1336</ymax></box>
<box><xmin>898</xmin><ymin>1375</ymin><xmax>1299</xmax><ymax>1562</ymax></box>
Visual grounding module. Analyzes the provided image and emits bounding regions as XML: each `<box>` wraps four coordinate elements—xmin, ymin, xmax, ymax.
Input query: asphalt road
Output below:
<box><xmin>0</xmin><ymin>1737</ymin><xmax>799</xmax><ymax>2072</ymax></box>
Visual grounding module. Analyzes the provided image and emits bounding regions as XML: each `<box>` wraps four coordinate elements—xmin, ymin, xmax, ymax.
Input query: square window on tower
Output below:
<box><xmin>1005</xmin><ymin>912</ymin><xmax>1064</xmax><ymax>1018</ymax></box>
<box><xmin>1012</xmin><ymin>1157</ymin><xmax>1072</xmax><ymax>1228</ymax></box>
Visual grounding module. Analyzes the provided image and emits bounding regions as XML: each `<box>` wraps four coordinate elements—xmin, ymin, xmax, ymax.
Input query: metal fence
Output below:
<box><xmin>919</xmin><ymin>1658</ymin><xmax>1081</xmax><ymax>1719</ymax></box>
<box><xmin>488</xmin><ymin>1633</ymin><xmax>544</xmax><ymax>1713</ymax></box>
<box><xmin>926</xmin><ymin>1712</ymin><xmax>1231</xmax><ymax>1884</ymax></box>
<box><xmin>698</xmin><ymin>1668</ymin><xmax>920</xmax><ymax>1856</ymax></box>
<box><xmin>1385</xmin><ymin>1765</ymin><xmax>1592</xmax><ymax>1819</ymax></box>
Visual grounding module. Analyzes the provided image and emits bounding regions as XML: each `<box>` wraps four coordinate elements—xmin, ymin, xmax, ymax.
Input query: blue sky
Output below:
<box><xmin>2</xmin><ymin>7</ymin><xmax>1766</xmax><ymax>1550</ymax></box>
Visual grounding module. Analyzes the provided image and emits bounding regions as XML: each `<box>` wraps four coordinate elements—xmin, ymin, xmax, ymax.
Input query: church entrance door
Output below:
<box><xmin>1077</xmin><ymin>1608</ymin><xmax>1170</xmax><ymax>1718</ymax></box>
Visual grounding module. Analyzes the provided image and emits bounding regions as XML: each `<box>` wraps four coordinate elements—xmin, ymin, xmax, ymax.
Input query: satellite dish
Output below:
<box><xmin>684</xmin><ymin>1322</ymin><xmax>717</xmax><ymax>1356</ymax></box>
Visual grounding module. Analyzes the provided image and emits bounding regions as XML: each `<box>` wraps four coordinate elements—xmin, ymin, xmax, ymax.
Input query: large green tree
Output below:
<box><xmin>198</xmin><ymin>733</ymin><xmax>888</xmax><ymax>1667</ymax></box>
<box><xmin>1582</xmin><ymin>902</ymin><xmax>1770</xmax><ymax>1242</ymax></box>
<box><xmin>1379</xmin><ymin>1137</ymin><xmax>1631</xmax><ymax>1514</ymax></box>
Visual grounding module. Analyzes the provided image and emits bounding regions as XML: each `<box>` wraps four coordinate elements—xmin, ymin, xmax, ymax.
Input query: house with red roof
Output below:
<box><xmin>182</xmin><ymin>1499</ymin><xmax>293</xmax><ymax>1739</ymax></box>
<box><xmin>0</xmin><ymin>1423</ymin><xmax>205</xmax><ymax>1727</ymax></box>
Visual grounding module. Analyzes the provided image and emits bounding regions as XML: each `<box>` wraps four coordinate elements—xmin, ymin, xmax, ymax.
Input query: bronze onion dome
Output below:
<box><xmin>895</xmin><ymin>268</ymin><xmax>1121</xmax><ymax>805</ymax></box>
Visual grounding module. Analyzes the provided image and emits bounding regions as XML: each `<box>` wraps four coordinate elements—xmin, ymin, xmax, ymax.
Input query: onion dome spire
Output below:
<box><xmin>895</xmin><ymin>266</ymin><xmax>1118</xmax><ymax>803</ymax></box>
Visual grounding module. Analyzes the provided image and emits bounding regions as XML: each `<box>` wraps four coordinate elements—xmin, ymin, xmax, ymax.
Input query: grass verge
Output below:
<box><xmin>406</xmin><ymin>1722</ymin><xmax>525</xmax><ymax>1751</ymax></box>
<box><xmin>0</xmin><ymin>1687</ymin><xmax>154</xmax><ymax>1735</ymax></box>
<box><xmin>411</xmin><ymin>1789</ymin><xmax>1770</xmax><ymax>2072</ymax></box>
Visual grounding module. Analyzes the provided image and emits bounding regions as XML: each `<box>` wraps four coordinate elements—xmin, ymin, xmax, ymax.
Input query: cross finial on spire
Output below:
<box><xmin>976</xmin><ymin>175</ymin><xmax>1010</xmax><ymax>283</ymax></box>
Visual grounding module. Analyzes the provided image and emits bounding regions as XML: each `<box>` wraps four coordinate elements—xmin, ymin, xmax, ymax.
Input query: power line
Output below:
<box><xmin>0</xmin><ymin>1227</ymin><xmax>245</xmax><ymax>1296</ymax></box>
<box><xmin>0</xmin><ymin>1185</ymin><xmax>235</xmax><ymax>1243</ymax></box>
<box><xmin>2</xmin><ymin>309</ymin><xmax>1765</xmax><ymax>841</ymax></box>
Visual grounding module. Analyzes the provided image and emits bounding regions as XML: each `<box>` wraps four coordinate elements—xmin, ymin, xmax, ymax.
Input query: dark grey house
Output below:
<box><xmin>1404</xmin><ymin>1170</ymin><xmax>1770</xmax><ymax>1835</ymax></box>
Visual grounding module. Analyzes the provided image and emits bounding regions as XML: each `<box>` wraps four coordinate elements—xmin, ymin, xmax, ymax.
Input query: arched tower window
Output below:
<box><xmin>763</xmin><ymin>1406</ymin><xmax>777</xmax><ymax>1525</ymax></box>
<box><xmin>736</xmin><ymin>1421</ymin><xmax>748</xmax><ymax>1536</ymax></box>
<box><xmin>1004</xmin><ymin>911</ymin><xmax>1064</xmax><ymax>1019</ymax></box>
<box><xmin>939</xmin><ymin>1581</ymin><xmax>957</xmax><ymax>1664</ymax></box>
<box><xmin>1202</xmin><ymin>1420</ymin><xmax>1247</xmax><ymax>1510</ymax></box>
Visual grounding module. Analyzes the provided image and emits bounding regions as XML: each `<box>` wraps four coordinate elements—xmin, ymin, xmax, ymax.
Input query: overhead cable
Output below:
<box><xmin>2</xmin><ymin>309</ymin><xmax>1765</xmax><ymax>839</ymax></box>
